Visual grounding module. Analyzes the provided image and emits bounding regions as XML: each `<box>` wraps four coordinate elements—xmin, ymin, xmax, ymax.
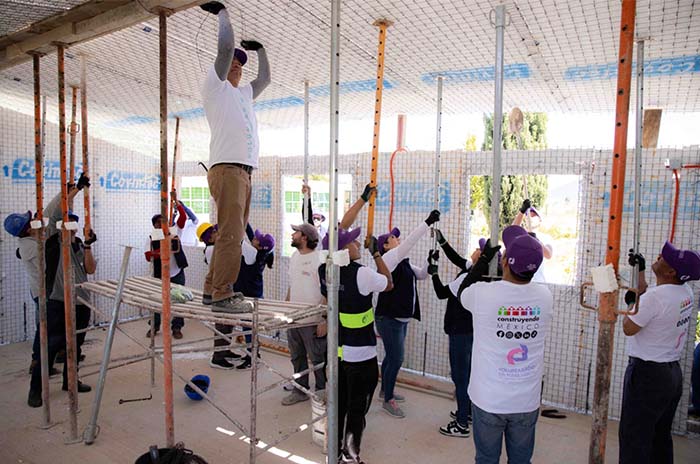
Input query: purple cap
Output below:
<box><xmin>478</xmin><ymin>237</ymin><xmax>502</xmax><ymax>261</ymax></box>
<box><xmin>502</xmin><ymin>225</ymin><xmax>543</xmax><ymax>277</ymax></box>
<box><xmin>378</xmin><ymin>227</ymin><xmax>400</xmax><ymax>254</ymax></box>
<box><xmin>322</xmin><ymin>227</ymin><xmax>361</xmax><ymax>251</ymax></box>
<box><xmin>234</xmin><ymin>48</ymin><xmax>248</xmax><ymax>66</ymax></box>
<box><xmin>527</xmin><ymin>206</ymin><xmax>541</xmax><ymax>219</ymax></box>
<box><xmin>291</xmin><ymin>223</ymin><xmax>319</xmax><ymax>242</ymax></box>
<box><xmin>254</xmin><ymin>229</ymin><xmax>275</xmax><ymax>251</ymax></box>
<box><xmin>662</xmin><ymin>241</ymin><xmax>700</xmax><ymax>282</ymax></box>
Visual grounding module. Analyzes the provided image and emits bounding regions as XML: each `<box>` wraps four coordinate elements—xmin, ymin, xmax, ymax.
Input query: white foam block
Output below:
<box><xmin>43</xmin><ymin>217</ymin><xmax>49</xmax><ymax>227</ymax></box>
<box><xmin>30</xmin><ymin>220</ymin><xmax>42</xmax><ymax>229</ymax></box>
<box><xmin>590</xmin><ymin>264</ymin><xmax>619</xmax><ymax>293</ymax></box>
<box><xmin>150</xmin><ymin>228</ymin><xmax>165</xmax><ymax>241</ymax></box>
<box><xmin>332</xmin><ymin>249</ymin><xmax>350</xmax><ymax>267</ymax></box>
<box><xmin>56</xmin><ymin>220</ymin><xmax>62</xmax><ymax>230</ymax></box>
<box><xmin>64</xmin><ymin>221</ymin><xmax>79</xmax><ymax>231</ymax></box>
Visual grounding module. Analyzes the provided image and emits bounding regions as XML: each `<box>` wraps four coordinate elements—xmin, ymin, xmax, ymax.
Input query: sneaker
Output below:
<box><xmin>146</xmin><ymin>328</ymin><xmax>159</xmax><ymax>338</ymax></box>
<box><xmin>338</xmin><ymin>449</ymin><xmax>354</xmax><ymax>463</ymax></box>
<box><xmin>382</xmin><ymin>399</ymin><xmax>405</xmax><ymax>418</ymax></box>
<box><xmin>211</xmin><ymin>295</ymin><xmax>253</xmax><ymax>314</ymax></box>
<box><xmin>63</xmin><ymin>381</ymin><xmax>92</xmax><ymax>393</ymax></box>
<box><xmin>209</xmin><ymin>357</ymin><xmax>235</xmax><ymax>370</ymax></box>
<box><xmin>450</xmin><ymin>410</ymin><xmax>472</xmax><ymax>423</ymax></box>
<box><xmin>378</xmin><ymin>389</ymin><xmax>405</xmax><ymax>403</ymax></box>
<box><xmin>28</xmin><ymin>389</ymin><xmax>42</xmax><ymax>408</ymax></box>
<box><xmin>439</xmin><ymin>420</ymin><xmax>470</xmax><ymax>437</ymax></box>
<box><xmin>222</xmin><ymin>350</ymin><xmax>242</xmax><ymax>360</ymax></box>
<box><xmin>236</xmin><ymin>355</ymin><xmax>251</xmax><ymax>370</ymax></box>
<box><xmin>172</xmin><ymin>328</ymin><xmax>183</xmax><ymax>340</ymax></box>
<box><xmin>202</xmin><ymin>294</ymin><xmax>212</xmax><ymax>305</ymax></box>
<box><xmin>283</xmin><ymin>382</ymin><xmax>295</xmax><ymax>392</ymax></box>
<box><xmin>282</xmin><ymin>389</ymin><xmax>309</xmax><ymax>406</ymax></box>
<box><xmin>315</xmin><ymin>389</ymin><xmax>327</xmax><ymax>402</ymax></box>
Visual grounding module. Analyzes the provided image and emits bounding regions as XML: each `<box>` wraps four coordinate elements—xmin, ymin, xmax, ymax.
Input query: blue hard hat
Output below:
<box><xmin>68</xmin><ymin>211</ymin><xmax>79</xmax><ymax>222</ymax></box>
<box><xmin>184</xmin><ymin>374</ymin><xmax>210</xmax><ymax>401</ymax></box>
<box><xmin>4</xmin><ymin>211</ymin><xmax>32</xmax><ymax>237</ymax></box>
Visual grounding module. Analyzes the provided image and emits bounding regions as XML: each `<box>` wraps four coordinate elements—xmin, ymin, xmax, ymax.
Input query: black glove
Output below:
<box><xmin>425</xmin><ymin>210</ymin><xmax>441</xmax><ymax>226</ymax></box>
<box><xmin>479</xmin><ymin>239</ymin><xmax>501</xmax><ymax>263</ymax></box>
<box><xmin>627</xmin><ymin>249</ymin><xmax>646</xmax><ymax>272</ymax></box>
<box><xmin>434</xmin><ymin>229</ymin><xmax>446</xmax><ymax>245</ymax></box>
<box><xmin>85</xmin><ymin>229</ymin><xmax>97</xmax><ymax>245</ymax></box>
<box><xmin>77</xmin><ymin>172</ymin><xmax>91</xmax><ymax>190</ymax></box>
<box><xmin>361</xmin><ymin>184</ymin><xmax>376</xmax><ymax>202</ymax></box>
<box><xmin>428</xmin><ymin>249</ymin><xmax>439</xmax><ymax>264</ymax></box>
<box><xmin>624</xmin><ymin>289</ymin><xmax>636</xmax><ymax>306</ymax></box>
<box><xmin>428</xmin><ymin>263</ymin><xmax>439</xmax><ymax>276</ymax></box>
<box><xmin>366</xmin><ymin>235</ymin><xmax>379</xmax><ymax>256</ymax></box>
<box><xmin>240</xmin><ymin>40</ymin><xmax>263</xmax><ymax>51</ymax></box>
<box><xmin>265</xmin><ymin>252</ymin><xmax>274</xmax><ymax>269</ymax></box>
<box><xmin>200</xmin><ymin>1</ymin><xmax>225</xmax><ymax>15</ymax></box>
<box><xmin>457</xmin><ymin>240</ymin><xmax>502</xmax><ymax>297</ymax></box>
<box><xmin>519</xmin><ymin>199</ymin><xmax>531</xmax><ymax>214</ymax></box>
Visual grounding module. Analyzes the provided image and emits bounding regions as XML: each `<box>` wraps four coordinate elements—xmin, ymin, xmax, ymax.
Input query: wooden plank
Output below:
<box><xmin>642</xmin><ymin>109</ymin><xmax>662</xmax><ymax>149</ymax></box>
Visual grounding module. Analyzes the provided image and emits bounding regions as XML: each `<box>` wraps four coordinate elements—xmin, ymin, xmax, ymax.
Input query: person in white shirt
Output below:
<box><xmin>199</xmin><ymin>1</ymin><xmax>271</xmax><ymax>314</ymax></box>
<box><xmin>619</xmin><ymin>242</ymin><xmax>700</xmax><ymax>464</ymax></box>
<box><xmin>459</xmin><ymin>225</ymin><xmax>553</xmax><ymax>464</ymax></box>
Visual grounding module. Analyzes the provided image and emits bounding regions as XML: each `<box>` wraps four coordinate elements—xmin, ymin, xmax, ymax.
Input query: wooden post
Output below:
<box><xmin>69</xmin><ymin>85</ymin><xmax>78</xmax><ymax>182</ymax></box>
<box><xmin>169</xmin><ymin>116</ymin><xmax>180</xmax><ymax>224</ymax></box>
<box><xmin>80</xmin><ymin>56</ymin><xmax>92</xmax><ymax>237</ymax></box>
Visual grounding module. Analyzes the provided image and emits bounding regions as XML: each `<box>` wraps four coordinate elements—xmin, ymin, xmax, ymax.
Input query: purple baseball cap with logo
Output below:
<box><xmin>322</xmin><ymin>227</ymin><xmax>361</xmax><ymax>251</ymax></box>
<box><xmin>502</xmin><ymin>225</ymin><xmax>544</xmax><ymax>277</ymax></box>
<box><xmin>234</xmin><ymin>48</ymin><xmax>248</xmax><ymax>66</ymax></box>
<box><xmin>254</xmin><ymin>229</ymin><xmax>275</xmax><ymax>251</ymax></box>
<box><xmin>378</xmin><ymin>227</ymin><xmax>400</xmax><ymax>254</ymax></box>
<box><xmin>662</xmin><ymin>241</ymin><xmax>700</xmax><ymax>282</ymax></box>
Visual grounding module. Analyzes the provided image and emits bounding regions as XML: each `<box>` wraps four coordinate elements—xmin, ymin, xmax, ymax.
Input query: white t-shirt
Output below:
<box><xmin>18</xmin><ymin>236</ymin><xmax>41</xmax><ymax>299</ymax></box>
<box><xmin>627</xmin><ymin>284</ymin><xmax>694</xmax><ymax>362</ymax></box>
<box><xmin>202</xmin><ymin>66</ymin><xmax>259</xmax><ymax>169</ymax></box>
<box><xmin>460</xmin><ymin>280</ymin><xmax>553</xmax><ymax>414</ymax></box>
<box><xmin>289</xmin><ymin>250</ymin><xmax>324</xmax><ymax>305</ymax></box>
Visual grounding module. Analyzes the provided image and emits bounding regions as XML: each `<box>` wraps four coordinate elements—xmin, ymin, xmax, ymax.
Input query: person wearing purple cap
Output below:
<box><xmin>457</xmin><ymin>225</ymin><xmax>553</xmax><ymax>463</ymax></box>
<box><xmin>200</xmin><ymin>1</ymin><xmax>271</xmax><ymax>314</ymax></box>
<box><xmin>374</xmin><ymin>210</ymin><xmax>440</xmax><ymax>418</ymax></box>
<box><xmin>619</xmin><ymin>242</ymin><xmax>700</xmax><ymax>464</ymax></box>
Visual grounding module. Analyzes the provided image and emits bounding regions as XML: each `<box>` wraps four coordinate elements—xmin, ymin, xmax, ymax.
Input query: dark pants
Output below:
<box><xmin>376</xmin><ymin>316</ymin><xmax>407</xmax><ymax>402</ymax></box>
<box><xmin>30</xmin><ymin>300</ymin><xmax>90</xmax><ymax>392</ymax></box>
<box><xmin>691</xmin><ymin>344</ymin><xmax>700</xmax><ymax>413</ymax></box>
<box><xmin>152</xmin><ymin>269</ymin><xmax>185</xmax><ymax>331</ymax></box>
<box><xmin>211</xmin><ymin>323</ymin><xmax>252</xmax><ymax>360</ymax></box>
<box><xmin>449</xmin><ymin>333</ymin><xmax>473</xmax><ymax>425</ymax></box>
<box><xmin>287</xmin><ymin>326</ymin><xmax>327</xmax><ymax>391</ymax></box>
<box><xmin>619</xmin><ymin>357</ymin><xmax>682</xmax><ymax>464</ymax></box>
<box><xmin>339</xmin><ymin>357</ymin><xmax>378</xmax><ymax>457</ymax></box>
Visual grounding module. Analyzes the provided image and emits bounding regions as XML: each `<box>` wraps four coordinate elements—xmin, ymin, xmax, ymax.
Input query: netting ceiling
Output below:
<box><xmin>1</xmin><ymin>0</ymin><xmax>699</xmax><ymax>160</ymax></box>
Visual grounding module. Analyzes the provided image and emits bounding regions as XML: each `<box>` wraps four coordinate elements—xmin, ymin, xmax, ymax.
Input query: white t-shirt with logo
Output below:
<box><xmin>202</xmin><ymin>66</ymin><xmax>259</xmax><ymax>169</ymax></box>
<box><xmin>460</xmin><ymin>280</ymin><xmax>554</xmax><ymax>414</ymax></box>
<box><xmin>627</xmin><ymin>283</ymin><xmax>694</xmax><ymax>362</ymax></box>
<box><xmin>289</xmin><ymin>250</ymin><xmax>324</xmax><ymax>306</ymax></box>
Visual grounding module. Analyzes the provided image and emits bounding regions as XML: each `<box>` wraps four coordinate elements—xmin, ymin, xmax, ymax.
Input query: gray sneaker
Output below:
<box><xmin>211</xmin><ymin>294</ymin><xmax>252</xmax><ymax>314</ymax></box>
<box><xmin>382</xmin><ymin>399</ymin><xmax>405</xmax><ymax>418</ymax></box>
<box><xmin>202</xmin><ymin>294</ymin><xmax>212</xmax><ymax>305</ymax></box>
<box><xmin>281</xmin><ymin>389</ymin><xmax>309</xmax><ymax>406</ymax></box>
<box><xmin>378</xmin><ymin>389</ymin><xmax>405</xmax><ymax>403</ymax></box>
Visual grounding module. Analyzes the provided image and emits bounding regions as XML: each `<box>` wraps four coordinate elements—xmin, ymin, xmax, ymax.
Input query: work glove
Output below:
<box><xmin>428</xmin><ymin>249</ymin><xmax>440</xmax><ymax>264</ymax></box>
<box><xmin>85</xmin><ymin>229</ymin><xmax>97</xmax><ymax>245</ymax></box>
<box><xmin>479</xmin><ymin>239</ymin><xmax>501</xmax><ymax>264</ymax></box>
<box><xmin>145</xmin><ymin>250</ymin><xmax>160</xmax><ymax>261</ymax></box>
<box><xmin>627</xmin><ymin>249</ymin><xmax>646</xmax><ymax>272</ymax></box>
<box><xmin>360</xmin><ymin>184</ymin><xmax>376</xmax><ymax>202</ymax></box>
<box><xmin>240</xmin><ymin>40</ymin><xmax>263</xmax><ymax>51</ymax></box>
<box><xmin>624</xmin><ymin>289</ymin><xmax>637</xmax><ymax>306</ymax></box>
<box><xmin>458</xmin><ymin>239</ymin><xmax>502</xmax><ymax>297</ymax></box>
<box><xmin>425</xmin><ymin>210</ymin><xmax>441</xmax><ymax>226</ymax></box>
<box><xmin>519</xmin><ymin>199</ymin><xmax>531</xmax><ymax>214</ymax></box>
<box><xmin>200</xmin><ymin>1</ymin><xmax>225</xmax><ymax>15</ymax></box>
<box><xmin>434</xmin><ymin>229</ymin><xmax>446</xmax><ymax>245</ymax></box>
<box><xmin>265</xmin><ymin>252</ymin><xmax>274</xmax><ymax>269</ymax></box>
<box><xmin>428</xmin><ymin>263</ymin><xmax>439</xmax><ymax>276</ymax></box>
<box><xmin>366</xmin><ymin>235</ymin><xmax>379</xmax><ymax>256</ymax></box>
<box><xmin>77</xmin><ymin>172</ymin><xmax>91</xmax><ymax>190</ymax></box>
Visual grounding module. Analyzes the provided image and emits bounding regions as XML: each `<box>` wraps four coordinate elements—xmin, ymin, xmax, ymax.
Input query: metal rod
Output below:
<box><xmin>169</xmin><ymin>116</ymin><xmax>181</xmax><ymax>224</ymax></box>
<box><xmin>589</xmin><ymin>2</ymin><xmax>636</xmax><ymax>463</ymax></box>
<box><xmin>150</xmin><ymin>311</ymin><xmax>156</xmax><ymax>387</ymax></box>
<box><xmin>396</xmin><ymin>114</ymin><xmax>406</xmax><ymax>150</ymax></box>
<box><xmin>365</xmin><ymin>19</ymin><xmax>390</xmax><ymax>242</ymax></box>
<box><xmin>249</xmin><ymin>300</ymin><xmax>260</xmax><ymax>464</ymax></box>
<box><xmin>303</xmin><ymin>80</ymin><xmax>310</xmax><ymax>185</ymax></box>
<box><xmin>69</xmin><ymin>86</ymin><xmax>78</xmax><ymax>182</ymax></box>
<box><xmin>158</xmin><ymin>10</ymin><xmax>175</xmax><ymax>448</ymax></box>
<box><xmin>632</xmin><ymin>39</ymin><xmax>644</xmax><ymax>288</ymax></box>
<box><xmin>80</xmin><ymin>55</ymin><xmax>92</xmax><ymax>236</ymax></box>
<box><xmin>33</xmin><ymin>53</ymin><xmax>51</xmax><ymax>427</ymax></box>
<box><xmin>57</xmin><ymin>43</ymin><xmax>80</xmax><ymax>442</ymax></box>
<box><xmin>489</xmin><ymin>5</ymin><xmax>506</xmax><ymax>276</ymax></box>
<box><xmin>432</xmin><ymin>76</ymin><xmax>443</xmax><ymax>250</ymax></box>
<box><xmin>327</xmin><ymin>0</ymin><xmax>341</xmax><ymax>460</ymax></box>
<box><xmin>84</xmin><ymin>246</ymin><xmax>132</xmax><ymax>445</ymax></box>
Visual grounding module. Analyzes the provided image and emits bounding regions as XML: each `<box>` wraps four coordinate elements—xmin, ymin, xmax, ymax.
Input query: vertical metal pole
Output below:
<box><xmin>159</xmin><ymin>10</ymin><xmax>175</xmax><ymax>448</ymax></box>
<box><xmin>489</xmin><ymin>5</ymin><xmax>506</xmax><ymax>276</ymax></box>
<box><xmin>365</xmin><ymin>19</ymin><xmax>390</xmax><ymax>243</ymax></box>
<box><xmin>589</xmin><ymin>2</ymin><xmax>636</xmax><ymax>463</ymax></box>
<box><xmin>327</xmin><ymin>0</ymin><xmax>341</xmax><ymax>460</ymax></box>
<box><xmin>80</xmin><ymin>56</ymin><xmax>92</xmax><ymax>237</ymax></box>
<box><xmin>169</xmin><ymin>116</ymin><xmax>181</xmax><ymax>224</ymax></box>
<box><xmin>32</xmin><ymin>53</ymin><xmax>51</xmax><ymax>427</ymax></box>
<box><xmin>432</xmin><ymin>76</ymin><xmax>443</xmax><ymax>250</ymax></box>
<box><xmin>57</xmin><ymin>43</ymin><xmax>80</xmax><ymax>442</ymax></box>
<box><xmin>84</xmin><ymin>246</ymin><xmax>133</xmax><ymax>444</ymax></box>
<box><xmin>303</xmin><ymin>80</ymin><xmax>310</xmax><ymax>185</ymax></box>
<box><xmin>632</xmin><ymin>39</ymin><xmax>644</xmax><ymax>289</ymax></box>
<box><xmin>249</xmin><ymin>300</ymin><xmax>260</xmax><ymax>463</ymax></box>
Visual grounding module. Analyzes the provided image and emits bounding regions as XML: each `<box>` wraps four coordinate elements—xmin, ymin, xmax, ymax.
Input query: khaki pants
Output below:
<box><xmin>205</xmin><ymin>164</ymin><xmax>251</xmax><ymax>301</ymax></box>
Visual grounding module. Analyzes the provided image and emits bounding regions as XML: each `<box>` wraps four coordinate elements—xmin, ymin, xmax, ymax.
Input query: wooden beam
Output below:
<box><xmin>642</xmin><ymin>109</ymin><xmax>662</xmax><ymax>148</ymax></box>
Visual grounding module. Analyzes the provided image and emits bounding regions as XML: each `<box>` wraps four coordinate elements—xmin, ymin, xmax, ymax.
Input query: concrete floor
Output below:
<box><xmin>1</xmin><ymin>320</ymin><xmax>699</xmax><ymax>464</ymax></box>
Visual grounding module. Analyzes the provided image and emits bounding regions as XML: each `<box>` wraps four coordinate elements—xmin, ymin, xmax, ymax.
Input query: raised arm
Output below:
<box><xmin>247</xmin><ymin>45</ymin><xmax>271</xmax><ymax>99</ymax></box>
<box><xmin>382</xmin><ymin>211</ymin><xmax>438</xmax><ymax>271</ymax></box>
<box><xmin>339</xmin><ymin>184</ymin><xmax>375</xmax><ymax>230</ymax></box>
<box><xmin>201</xmin><ymin>3</ymin><xmax>235</xmax><ymax>82</ymax></box>
<box><xmin>435</xmin><ymin>229</ymin><xmax>468</xmax><ymax>271</ymax></box>
<box><xmin>301</xmin><ymin>184</ymin><xmax>314</xmax><ymax>225</ymax></box>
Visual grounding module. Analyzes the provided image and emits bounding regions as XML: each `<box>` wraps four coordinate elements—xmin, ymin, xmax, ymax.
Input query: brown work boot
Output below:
<box><xmin>172</xmin><ymin>328</ymin><xmax>183</xmax><ymax>340</ymax></box>
<box><xmin>146</xmin><ymin>328</ymin><xmax>159</xmax><ymax>338</ymax></box>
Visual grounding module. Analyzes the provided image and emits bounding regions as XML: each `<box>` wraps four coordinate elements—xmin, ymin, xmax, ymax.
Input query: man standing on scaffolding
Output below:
<box><xmin>199</xmin><ymin>1</ymin><xmax>270</xmax><ymax>313</ymax></box>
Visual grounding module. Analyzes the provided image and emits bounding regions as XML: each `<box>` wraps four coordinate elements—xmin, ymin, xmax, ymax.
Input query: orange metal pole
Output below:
<box><xmin>32</xmin><ymin>52</ymin><xmax>51</xmax><ymax>427</ymax></box>
<box><xmin>69</xmin><ymin>85</ymin><xmax>78</xmax><ymax>182</ymax></box>
<box><xmin>80</xmin><ymin>56</ymin><xmax>92</xmax><ymax>236</ymax></box>
<box><xmin>57</xmin><ymin>43</ymin><xmax>80</xmax><ymax>442</ymax></box>
<box><xmin>169</xmin><ymin>116</ymin><xmax>181</xmax><ymax>224</ymax></box>
<box><xmin>588</xmin><ymin>1</ymin><xmax>636</xmax><ymax>463</ymax></box>
<box><xmin>365</xmin><ymin>20</ymin><xmax>391</xmax><ymax>242</ymax></box>
<box><xmin>159</xmin><ymin>11</ymin><xmax>175</xmax><ymax>448</ymax></box>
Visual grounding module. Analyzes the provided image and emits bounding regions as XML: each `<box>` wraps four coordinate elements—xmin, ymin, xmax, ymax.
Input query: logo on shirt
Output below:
<box><xmin>496</xmin><ymin>330</ymin><xmax>537</xmax><ymax>340</ymax></box>
<box><xmin>680</xmin><ymin>298</ymin><xmax>692</xmax><ymax>310</ymax></box>
<box><xmin>498</xmin><ymin>306</ymin><xmax>540</xmax><ymax>317</ymax></box>
<box><xmin>506</xmin><ymin>344</ymin><xmax>529</xmax><ymax>365</ymax></box>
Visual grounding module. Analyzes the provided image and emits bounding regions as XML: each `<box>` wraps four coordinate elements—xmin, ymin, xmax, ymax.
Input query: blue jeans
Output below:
<box><xmin>472</xmin><ymin>404</ymin><xmax>539</xmax><ymax>464</ymax></box>
<box><xmin>376</xmin><ymin>316</ymin><xmax>407</xmax><ymax>402</ymax></box>
<box><xmin>449</xmin><ymin>333</ymin><xmax>473</xmax><ymax>425</ymax></box>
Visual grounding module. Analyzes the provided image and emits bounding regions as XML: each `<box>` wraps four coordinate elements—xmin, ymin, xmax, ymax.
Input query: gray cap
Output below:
<box><xmin>292</xmin><ymin>223</ymin><xmax>319</xmax><ymax>242</ymax></box>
